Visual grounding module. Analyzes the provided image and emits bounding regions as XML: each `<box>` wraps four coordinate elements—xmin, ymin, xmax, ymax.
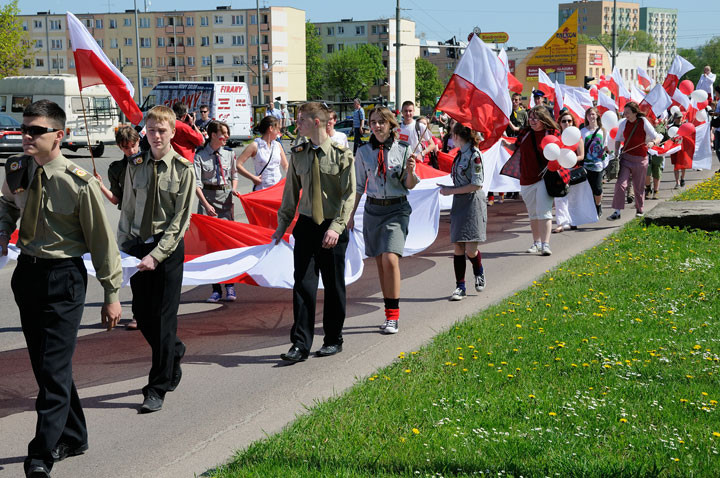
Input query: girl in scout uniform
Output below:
<box><xmin>351</xmin><ymin>106</ymin><xmax>419</xmax><ymax>334</ymax></box>
<box><xmin>438</xmin><ymin>123</ymin><xmax>487</xmax><ymax>301</ymax></box>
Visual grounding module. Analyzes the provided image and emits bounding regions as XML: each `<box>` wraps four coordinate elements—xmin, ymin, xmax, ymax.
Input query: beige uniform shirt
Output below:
<box><xmin>117</xmin><ymin>148</ymin><xmax>195</xmax><ymax>263</ymax></box>
<box><xmin>0</xmin><ymin>154</ymin><xmax>123</xmax><ymax>303</ymax></box>
<box><xmin>277</xmin><ymin>137</ymin><xmax>355</xmax><ymax>235</ymax></box>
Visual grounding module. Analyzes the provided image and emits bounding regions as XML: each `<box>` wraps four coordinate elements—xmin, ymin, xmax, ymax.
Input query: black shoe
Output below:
<box><xmin>626</xmin><ymin>195</ymin><xmax>634</xmax><ymax>204</ymax></box>
<box><xmin>140</xmin><ymin>391</ymin><xmax>163</xmax><ymax>413</ymax></box>
<box><xmin>280</xmin><ymin>346</ymin><xmax>308</xmax><ymax>362</ymax></box>
<box><xmin>168</xmin><ymin>342</ymin><xmax>186</xmax><ymax>392</ymax></box>
<box><xmin>680</xmin><ymin>179</ymin><xmax>685</xmax><ymax>187</ymax></box>
<box><xmin>51</xmin><ymin>442</ymin><xmax>88</xmax><ymax>461</ymax></box>
<box><xmin>596</xmin><ymin>203</ymin><xmax>603</xmax><ymax>217</ymax></box>
<box><xmin>316</xmin><ymin>344</ymin><xmax>343</xmax><ymax>357</ymax></box>
<box><xmin>26</xmin><ymin>465</ymin><xmax>50</xmax><ymax>478</ymax></box>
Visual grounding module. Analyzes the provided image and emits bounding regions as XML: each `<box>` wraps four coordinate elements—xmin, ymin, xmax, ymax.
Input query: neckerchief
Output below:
<box><xmin>370</xmin><ymin>134</ymin><xmax>394</xmax><ymax>179</ymax></box>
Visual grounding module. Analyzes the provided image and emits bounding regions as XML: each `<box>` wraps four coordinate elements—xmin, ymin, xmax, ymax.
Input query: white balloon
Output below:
<box><xmin>557</xmin><ymin>148</ymin><xmax>578</xmax><ymax>168</ymax></box>
<box><xmin>670</xmin><ymin>105</ymin><xmax>681</xmax><ymax>115</ymax></box>
<box><xmin>690</xmin><ymin>89</ymin><xmax>708</xmax><ymax>102</ymax></box>
<box><xmin>601</xmin><ymin>111</ymin><xmax>619</xmax><ymax>131</ymax></box>
<box><xmin>696</xmin><ymin>109</ymin><xmax>708</xmax><ymax>123</ymax></box>
<box><xmin>561</xmin><ymin>126</ymin><xmax>581</xmax><ymax>147</ymax></box>
<box><xmin>668</xmin><ymin>126</ymin><xmax>679</xmax><ymax>138</ymax></box>
<box><xmin>543</xmin><ymin>143</ymin><xmax>561</xmax><ymax>161</ymax></box>
<box><xmin>600</xmin><ymin>87</ymin><xmax>611</xmax><ymax>96</ymax></box>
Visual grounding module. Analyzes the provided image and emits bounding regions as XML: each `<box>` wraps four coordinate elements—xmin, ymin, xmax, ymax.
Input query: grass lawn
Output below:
<box><xmin>210</xmin><ymin>180</ymin><xmax>720</xmax><ymax>478</ymax></box>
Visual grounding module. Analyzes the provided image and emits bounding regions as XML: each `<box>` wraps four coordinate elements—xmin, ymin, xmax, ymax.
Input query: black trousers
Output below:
<box><xmin>291</xmin><ymin>215</ymin><xmax>349</xmax><ymax>353</ymax></box>
<box><xmin>353</xmin><ymin>127</ymin><xmax>363</xmax><ymax>155</ymax></box>
<box><xmin>12</xmin><ymin>257</ymin><xmax>88</xmax><ymax>473</ymax></box>
<box><xmin>129</xmin><ymin>239</ymin><xmax>185</xmax><ymax>398</ymax></box>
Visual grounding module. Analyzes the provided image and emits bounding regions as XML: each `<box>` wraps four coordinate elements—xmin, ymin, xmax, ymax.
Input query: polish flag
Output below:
<box><xmin>553</xmin><ymin>81</ymin><xmax>565</xmax><ymax>119</ymax></box>
<box><xmin>66</xmin><ymin>12</ymin><xmax>143</xmax><ymax>125</ymax></box>
<box><xmin>662</xmin><ymin>55</ymin><xmax>695</xmax><ymax>96</ymax></box>
<box><xmin>566</xmin><ymin>85</ymin><xmax>594</xmax><ymax>111</ymax></box>
<box><xmin>637</xmin><ymin>67</ymin><xmax>654</xmax><ymax>89</ymax></box>
<box><xmin>671</xmin><ymin>87</ymin><xmax>690</xmax><ymax>111</ymax></box>
<box><xmin>639</xmin><ymin>84</ymin><xmax>672</xmax><ymax>124</ymax></box>
<box><xmin>537</xmin><ymin>69</ymin><xmax>556</xmax><ymax>102</ymax></box>
<box><xmin>630</xmin><ymin>84</ymin><xmax>646</xmax><ymax>104</ymax></box>
<box><xmin>435</xmin><ymin>34</ymin><xmax>511</xmax><ymax>149</ymax></box>
<box><xmin>498</xmin><ymin>49</ymin><xmax>523</xmax><ymax>94</ymax></box>
<box><xmin>561</xmin><ymin>91</ymin><xmax>585</xmax><ymax>125</ymax></box>
<box><xmin>596</xmin><ymin>89</ymin><xmax>616</xmax><ymax>116</ymax></box>
<box><xmin>610</xmin><ymin>67</ymin><xmax>632</xmax><ymax>110</ymax></box>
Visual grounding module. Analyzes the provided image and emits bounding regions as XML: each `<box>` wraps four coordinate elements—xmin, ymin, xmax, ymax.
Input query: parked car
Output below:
<box><xmin>0</xmin><ymin>113</ymin><xmax>23</xmax><ymax>154</ymax></box>
<box><xmin>334</xmin><ymin>118</ymin><xmax>354</xmax><ymax>136</ymax></box>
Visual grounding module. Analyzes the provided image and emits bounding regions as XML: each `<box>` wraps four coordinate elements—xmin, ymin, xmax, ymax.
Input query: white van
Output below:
<box><xmin>141</xmin><ymin>81</ymin><xmax>253</xmax><ymax>145</ymax></box>
<box><xmin>0</xmin><ymin>75</ymin><xmax>120</xmax><ymax>157</ymax></box>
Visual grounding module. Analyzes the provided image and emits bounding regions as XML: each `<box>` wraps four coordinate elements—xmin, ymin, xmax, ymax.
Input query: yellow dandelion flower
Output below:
<box><xmin>368</xmin><ymin>377</ymin><xmax>376</xmax><ymax>381</ymax></box>
<box><xmin>528</xmin><ymin>394</ymin><xmax>536</xmax><ymax>399</ymax></box>
<box><xmin>702</xmin><ymin>392</ymin><xmax>708</xmax><ymax>396</ymax></box>
<box><xmin>400</xmin><ymin>437</ymin><xmax>406</xmax><ymax>443</ymax></box>
<box><xmin>619</xmin><ymin>418</ymin><xmax>628</xmax><ymax>423</ymax></box>
<box><xmin>404</xmin><ymin>369</ymin><xmax>411</xmax><ymax>373</ymax></box>
<box><xmin>713</xmin><ymin>432</ymin><xmax>720</xmax><ymax>437</ymax></box>
<box><xmin>693</xmin><ymin>345</ymin><xmax>702</xmax><ymax>350</ymax></box>
<box><xmin>548</xmin><ymin>412</ymin><xmax>557</xmax><ymax>416</ymax></box>
<box><xmin>412</xmin><ymin>428</ymin><xmax>420</xmax><ymax>435</ymax></box>
<box><xmin>671</xmin><ymin>457</ymin><xmax>680</xmax><ymax>462</ymax></box>
<box><xmin>680</xmin><ymin>399</ymin><xmax>688</xmax><ymax>403</ymax></box>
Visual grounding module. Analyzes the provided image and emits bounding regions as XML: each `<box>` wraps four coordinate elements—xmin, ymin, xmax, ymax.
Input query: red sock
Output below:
<box><xmin>385</xmin><ymin>308</ymin><xmax>399</xmax><ymax>321</ymax></box>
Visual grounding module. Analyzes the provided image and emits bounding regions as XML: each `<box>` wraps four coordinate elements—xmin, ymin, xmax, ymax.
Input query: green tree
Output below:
<box><xmin>0</xmin><ymin>0</ymin><xmax>34</xmax><ymax>78</ymax></box>
<box><xmin>305</xmin><ymin>22</ymin><xmax>324</xmax><ymax>100</ymax></box>
<box><xmin>415</xmin><ymin>57</ymin><xmax>443</xmax><ymax>108</ymax></box>
<box><xmin>324</xmin><ymin>44</ymin><xmax>385</xmax><ymax>101</ymax></box>
<box><xmin>679</xmin><ymin>37</ymin><xmax>720</xmax><ymax>84</ymax></box>
<box><xmin>579</xmin><ymin>29</ymin><xmax>660</xmax><ymax>54</ymax></box>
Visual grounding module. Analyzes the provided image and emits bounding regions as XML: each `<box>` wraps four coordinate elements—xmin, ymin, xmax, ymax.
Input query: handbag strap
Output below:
<box><xmin>585</xmin><ymin>126</ymin><xmax>601</xmax><ymax>149</ymax></box>
<box><xmin>528</xmin><ymin>130</ymin><xmax>545</xmax><ymax>177</ymax></box>
<box><xmin>256</xmin><ymin>140</ymin><xmax>275</xmax><ymax>177</ymax></box>
<box><xmin>621</xmin><ymin>120</ymin><xmax>641</xmax><ymax>155</ymax></box>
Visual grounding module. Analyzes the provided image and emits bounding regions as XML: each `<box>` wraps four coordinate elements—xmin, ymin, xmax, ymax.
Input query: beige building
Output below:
<box><xmin>18</xmin><ymin>6</ymin><xmax>307</xmax><ymax>106</ymax></box>
<box><xmin>419</xmin><ymin>39</ymin><xmax>465</xmax><ymax>86</ymax></box>
<box><xmin>558</xmin><ymin>0</ymin><xmax>640</xmax><ymax>37</ymax></box>
<box><xmin>313</xmin><ymin>18</ymin><xmax>419</xmax><ymax>107</ymax></box>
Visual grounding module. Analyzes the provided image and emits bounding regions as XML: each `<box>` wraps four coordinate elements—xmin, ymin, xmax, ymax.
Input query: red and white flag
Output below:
<box><xmin>630</xmin><ymin>84</ymin><xmax>646</xmax><ymax>104</ymax></box>
<box><xmin>639</xmin><ymin>84</ymin><xmax>672</xmax><ymax>123</ymax></box>
<box><xmin>435</xmin><ymin>34</ymin><xmax>511</xmax><ymax>149</ymax></box>
<box><xmin>671</xmin><ymin>87</ymin><xmax>690</xmax><ymax>111</ymax></box>
<box><xmin>537</xmin><ymin>69</ymin><xmax>556</xmax><ymax>102</ymax></box>
<box><xmin>67</xmin><ymin>12</ymin><xmax>143</xmax><ymax>125</ymax></box>
<box><xmin>637</xmin><ymin>67</ymin><xmax>654</xmax><ymax>89</ymax></box>
<box><xmin>596</xmin><ymin>89</ymin><xmax>616</xmax><ymax>116</ymax></box>
<box><xmin>561</xmin><ymin>91</ymin><xmax>584</xmax><ymax>125</ymax></box>
<box><xmin>610</xmin><ymin>67</ymin><xmax>632</xmax><ymax>110</ymax></box>
<box><xmin>498</xmin><ymin>49</ymin><xmax>523</xmax><ymax>94</ymax></box>
<box><xmin>662</xmin><ymin>55</ymin><xmax>695</xmax><ymax>96</ymax></box>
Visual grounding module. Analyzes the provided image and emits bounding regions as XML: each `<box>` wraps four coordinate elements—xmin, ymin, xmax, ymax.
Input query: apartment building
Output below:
<box><xmin>639</xmin><ymin>7</ymin><xmax>678</xmax><ymax>79</ymax></box>
<box><xmin>18</xmin><ymin>6</ymin><xmax>307</xmax><ymax>105</ymax></box>
<box><xmin>419</xmin><ymin>39</ymin><xmax>465</xmax><ymax>86</ymax></box>
<box><xmin>558</xmin><ymin>0</ymin><xmax>640</xmax><ymax>37</ymax></box>
<box><xmin>313</xmin><ymin>18</ymin><xmax>419</xmax><ymax>106</ymax></box>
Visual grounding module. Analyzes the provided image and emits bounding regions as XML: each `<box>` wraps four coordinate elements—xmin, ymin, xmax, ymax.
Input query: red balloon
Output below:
<box><xmin>589</xmin><ymin>88</ymin><xmax>598</xmax><ymax>100</ymax></box>
<box><xmin>677</xmin><ymin>122</ymin><xmax>696</xmax><ymax>138</ymax></box>
<box><xmin>547</xmin><ymin>160</ymin><xmax>561</xmax><ymax>171</ymax></box>
<box><xmin>540</xmin><ymin>135</ymin><xmax>561</xmax><ymax>150</ymax></box>
<box><xmin>697</xmin><ymin>100</ymin><xmax>709</xmax><ymax>110</ymax></box>
<box><xmin>609</xmin><ymin>127</ymin><xmax>618</xmax><ymax>139</ymax></box>
<box><xmin>599</xmin><ymin>75</ymin><xmax>606</xmax><ymax>81</ymax></box>
<box><xmin>679</xmin><ymin>80</ymin><xmax>694</xmax><ymax>96</ymax></box>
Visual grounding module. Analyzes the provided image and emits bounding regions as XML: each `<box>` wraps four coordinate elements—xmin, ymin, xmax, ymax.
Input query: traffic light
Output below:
<box><xmin>584</xmin><ymin>76</ymin><xmax>595</xmax><ymax>89</ymax></box>
<box><xmin>446</xmin><ymin>36</ymin><xmax>457</xmax><ymax>59</ymax></box>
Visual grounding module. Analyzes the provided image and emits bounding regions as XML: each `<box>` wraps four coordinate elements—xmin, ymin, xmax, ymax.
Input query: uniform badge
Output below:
<box><xmin>133</xmin><ymin>156</ymin><xmax>144</xmax><ymax>165</ymax></box>
<box><xmin>71</xmin><ymin>167</ymin><xmax>88</xmax><ymax>177</ymax></box>
<box><xmin>474</xmin><ymin>156</ymin><xmax>482</xmax><ymax>164</ymax></box>
<box><xmin>475</xmin><ymin>165</ymin><xmax>481</xmax><ymax>173</ymax></box>
<box><xmin>9</xmin><ymin>161</ymin><xmax>20</xmax><ymax>171</ymax></box>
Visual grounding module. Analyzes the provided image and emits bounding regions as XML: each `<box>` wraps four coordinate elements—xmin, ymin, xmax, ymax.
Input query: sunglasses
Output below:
<box><xmin>560</xmin><ymin>119</ymin><xmax>573</xmax><ymax>123</ymax></box>
<box><xmin>21</xmin><ymin>125</ymin><xmax>61</xmax><ymax>136</ymax></box>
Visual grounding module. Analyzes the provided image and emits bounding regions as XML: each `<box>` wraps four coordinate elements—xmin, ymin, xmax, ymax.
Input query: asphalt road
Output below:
<box><xmin>0</xmin><ymin>145</ymin><xmax>716</xmax><ymax>478</ymax></box>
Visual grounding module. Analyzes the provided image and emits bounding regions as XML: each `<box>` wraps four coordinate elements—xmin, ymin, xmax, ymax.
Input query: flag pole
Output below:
<box><xmin>78</xmin><ymin>90</ymin><xmax>97</xmax><ymax>175</ymax></box>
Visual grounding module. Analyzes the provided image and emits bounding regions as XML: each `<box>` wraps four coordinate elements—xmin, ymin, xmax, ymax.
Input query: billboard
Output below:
<box><xmin>527</xmin><ymin>9</ymin><xmax>578</xmax><ymax>74</ymax></box>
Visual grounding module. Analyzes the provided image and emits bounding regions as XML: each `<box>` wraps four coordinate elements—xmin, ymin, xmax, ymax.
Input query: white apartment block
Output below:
<box><xmin>639</xmin><ymin>7</ymin><xmax>678</xmax><ymax>80</ymax></box>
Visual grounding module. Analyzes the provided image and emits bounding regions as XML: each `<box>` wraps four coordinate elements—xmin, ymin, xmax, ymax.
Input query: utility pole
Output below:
<box><xmin>134</xmin><ymin>0</ymin><xmax>143</xmax><ymax>102</ymax></box>
<box><xmin>45</xmin><ymin>12</ymin><xmax>50</xmax><ymax>74</ymax></box>
<box><xmin>256</xmin><ymin>0</ymin><xmax>263</xmax><ymax>103</ymax></box>
<box><xmin>395</xmin><ymin>0</ymin><xmax>401</xmax><ymax>107</ymax></box>
<box><xmin>611</xmin><ymin>0</ymin><xmax>617</xmax><ymax>69</ymax></box>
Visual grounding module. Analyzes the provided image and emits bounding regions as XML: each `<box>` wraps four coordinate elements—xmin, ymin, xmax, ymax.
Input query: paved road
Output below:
<box><xmin>0</xmin><ymin>146</ymin><xmax>716</xmax><ymax>477</ymax></box>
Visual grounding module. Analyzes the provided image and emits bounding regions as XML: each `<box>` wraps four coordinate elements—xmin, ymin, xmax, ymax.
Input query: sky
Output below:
<box><xmin>17</xmin><ymin>0</ymin><xmax>719</xmax><ymax>50</ymax></box>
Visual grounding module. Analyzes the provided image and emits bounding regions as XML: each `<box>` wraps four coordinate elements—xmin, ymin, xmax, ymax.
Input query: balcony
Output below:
<box><xmin>260</xmin><ymin>23</ymin><xmax>269</xmax><ymax>31</ymax></box>
<box><xmin>165</xmin><ymin>25</ymin><xmax>184</xmax><ymax>34</ymax></box>
<box><xmin>262</xmin><ymin>83</ymin><xmax>270</xmax><ymax>91</ymax></box>
<box><xmin>166</xmin><ymin>45</ymin><xmax>185</xmax><ymax>53</ymax></box>
<box><xmin>261</xmin><ymin>43</ymin><xmax>269</xmax><ymax>51</ymax></box>
<box><xmin>167</xmin><ymin>65</ymin><xmax>186</xmax><ymax>73</ymax></box>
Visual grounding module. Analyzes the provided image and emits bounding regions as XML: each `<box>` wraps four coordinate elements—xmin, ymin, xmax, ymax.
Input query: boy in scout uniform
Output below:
<box><xmin>0</xmin><ymin>100</ymin><xmax>123</xmax><ymax>478</ymax></box>
<box><xmin>117</xmin><ymin>105</ymin><xmax>195</xmax><ymax>413</ymax></box>
<box><xmin>271</xmin><ymin>102</ymin><xmax>355</xmax><ymax>362</ymax></box>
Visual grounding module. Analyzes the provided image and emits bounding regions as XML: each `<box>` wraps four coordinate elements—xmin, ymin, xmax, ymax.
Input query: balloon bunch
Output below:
<box><xmin>541</xmin><ymin>126</ymin><xmax>582</xmax><ymax>170</ymax></box>
<box><xmin>675</xmin><ymin>80</ymin><xmax>710</xmax><ymax>123</ymax></box>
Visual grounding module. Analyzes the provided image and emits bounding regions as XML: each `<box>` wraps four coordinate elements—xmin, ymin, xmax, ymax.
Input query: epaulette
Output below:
<box><xmin>173</xmin><ymin>153</ymin><xmax>192</xmax><ymax>167</ymax></box>
<box><xmin>67</xmin><ymin>164</ymin><xmax>92</xmax><ymax>182</ymax></box>
<box><xmin>291</xmin><ymin>142</ymin><xmax>308</xmax><ymax>154</ymax></box>
<box><xmin>5</xmin><ymin>155</ymin><xmax>30</xmax><ymax>194</ymax></box>
<box><xmin>330</xmin><ymin>141</ymin><xmax>348</xmax><ymax>152</ymax></box>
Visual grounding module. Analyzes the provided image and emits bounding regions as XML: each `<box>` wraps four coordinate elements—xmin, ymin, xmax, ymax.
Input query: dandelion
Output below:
<box><xmin>680</xmin><ymin>399</ymin><xmax>688</xmax><ymax>403</ymax></box>
<box><xmin>619</xmin><ymin>418</ymin><xmax>628</xmax><ymax>423</ymax></box>
<box><xmin>405</xmin><ymin>369</ymin><xmax>411</xmax><ymax>373</ymax></box>
<box><xmin>412</xmin><ymin>428</ymin><xmax>420</xmax><ymax>435</ymax></box>
<box><xmin>400</xmin><ymin>437</ymin><xmax>406</xmax><ymax>443</ymax></box>
<box><xmin>528</xmin><ymin>394</ymin><xmax>536</xmax><ymax>399</ymax></box>
<box><xmin>702</xmin><ymin>392</ymin><xmax>708</xmax><ymax>396</ymax></box>
<box><xmin>713</xmin><ymin>432</ymin><xmax>720</xmax><ymax>438</ymax></box>
<box><xmin>549</xmin><ymin>412</ymin><xmax>557</xmax><ymax>416</ymax></box>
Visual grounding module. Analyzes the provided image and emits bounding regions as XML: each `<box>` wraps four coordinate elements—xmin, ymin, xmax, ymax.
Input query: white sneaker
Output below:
<box><xmin>526</xmin><ymin>243</ymin><xmax>540</xmax><ymax>254</ymax></box>
<box><xmin>383</xmin><ymin>320</ymin><xmax>399</xmax><ymax>334</ymax></box>
<box><xmin>541</xmin><ymin>243</ymin><xmax>552</xmax><ymax>256</ymax></box>
<box><xmin>450</xmin><ymin>287</ymin><xmax>467</xmax><ymax>301</ymax></box>
<box><xmin>379</xmin><ymin>319</ymin><xmax>388</xmax><ymax>330</ymax></box>
<box><xmin>474</xmin><ymin>272</ymin><xmax>485</xmax><ymax>292</ymax></box>
<box><xmin>635</xmin><ymin>212</ymin><xmax>645</xmax><ymax>218</ymax></box>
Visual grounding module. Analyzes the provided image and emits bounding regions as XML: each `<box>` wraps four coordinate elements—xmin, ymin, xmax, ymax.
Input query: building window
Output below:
<box><xmin>156</xmin><ymin>17</ymin><xmax>164</xmax><ymax>27</ymax></box>
<box><xmin>216</xmin><ymin>75</ymin><xmax>225</xmax><ymax>81</ymax></box>
<box><xmin>233</xmin><ymin>55</ymin><xmax>244</xmax><ymax>65</ymax></box>
<box><xmin>51</xmin><ymin>58</ymin><xmax>64</xmax><ymax>70</ymax></box>
<box><xmin>139</xmin><ymin>18</ymin><xmax>150</xmax><ymax>28</ymax></box>
<box><xmin>109</xmin><ymin>19</ymin><xmax>116</xmax><ymax>29</ymax></box>
<box><xmin>140</xmin><ymin>38</ymin><xmax>151</xmax><ymax>48</ymax></box>
<box><xmin>200</xmin><ymin>16</ymin><xmax>208</xmax><ymax>26</ymax></box>
<box><xmin>214</xmin><ymin>35</ymin><xmax>223</xmax><ymax>45</ymax></box>
<box><xmin>141</xmin><ymin>57</ymin><xmax>152</xmax><ymax>67</ymax></box>
<box><xmin>372</xmin><ymin>25</ymin><xmax>377</xmax><ymax>34</ymax></box>
<box><xmin>34</xmin><ymin>20</ymin><xmax>42</xmax><ymax>29</ymax></box>
<box><xmin>262</xmin><ymin>14</ymin><xmax>268</xmax><ymax>24</ymax></box>
<box><xmin>201</xmin><ymin>36</ymin><xmax>209</xmax><ymax>46</ymax></box>
<box><xmin>96</xmin><ymin>39</ymin><xmax>103</xmax><ymax>47</ymax></box>
<box><xmin>355</xmin><ymin>25</ymin><xmax>365</xmax><ymax>35</ymax></box>
<box><xmin>51</xmin><ymin>39</ymin><xmax>63</xmax><ymax>50</ymax></box>
<box><xmin>214</xmin><ymin>15</ymin><xmax>223</xmax><ymax>24</ymax></box>
<box><xmin>327</xmin><ymin>44</ymin><xmax>334</xmax><ymax>53</ymax></box>
<box><xmin>124</xmin><ymin>18</ymin><xmax>131</xmax><ymax>27</ymax></box>
<box><xmin>49</xmin><ymin>20</ymin><xmax>61</xmax><ymax>30</ymax></box>
<box><xmin>233</xmin><ymin>74</ymin><xmax>245</xmax><ymax>82</ymax></box>
<box><xmin>186</xmin><ymin>16</ymin><xmax>194</xmax><ymax>26</ymax></box>
<box><xmin>186</xmin><ymin>37</ymin><xmax>195</xmax><ymax>46</ymax></box>
<box><xmin>36</xmin><ymin>39</ymin><xmax>43</xmax><ymax>48</ymax></box>
<box><xmin>250</xmin><ymin>14</ymin><xmax>257</xmax><ymax>25</ymax></box>
<box><xmin>250</xmin><ymin>35</ymin><xmax>258</xmax><ymax>45</ymax></box>
<box><xmin>23</xmin><ymin>59</ymin><xmax>31</xmax><ymax>69</ymax></box>
<box><xmin>157</xmin><ymin>37</ymin><xmax>165</xmax><ymax>47</ymax></box>
<box><xmin>124</xmin><ymin>57</ymin><xmax>133</xmax><ymax>66</ymax></box>
<box><xmin>232</xmin><ymin>35</ymin><xmax>245</xmax><ymax>46</ymax></box>
<box><xmin>264</xmin><ymin>75</ymin><xmax>269</xmax><ymax>85</ymax></box>
<box><xmin>187</xmin><ymin>56</ymin><xmax>195</xmax><ymax>66</ymax></box>
<box><xmin>338</xmin><ymin>26</ymin><xmax>344</xmax><ymax>34</ymax></box>
<box><xmin>327</xmin><ymin>26</ymin><xmax>334</xmax><ymax>36</ymax></box>
<box><xmin>262</xmin><ymin>34</ymin><xmax>268</xmax><ymax>45</ymax></box>
<box><xmin>232</xmin><ymin>15</ymin><xmax>243</xmax><ymax>25</ymax></box>
<box><xmin>109</xmin><ymin>38</ymin><xmax>117</xmax><ymax>48</ymax></box>
<box><xmin>124</xmin><ymin>38</ymin><xmax>132</xmax><ymax>46</ymax></box>
<box><xmin>142</xmin><ymin>78</ymin><xmax>153</xmax><ymax>87</ymax></box>
<box><xmin>95</xmin><ymin>19</ymin><xmax>103</xmax><ymax>29</ymax></box>
<box><xmin>202</xmin><ymin>56</ymin><xmax>211</xmax><ymax>66</ymax></box>
<box><xmin>216</xmin><ymin>55</ymin><xmax>224</xmax><ymax>64</ymax></box>
<box><xmin>338</xmin><ymin>43</ymin><xmax>344</xmax><ymax>51</ymax></box>
<box><xmin>36</xmin><ymin>58</ymin><xmax>44</xmax><ymax>68</ymax></box>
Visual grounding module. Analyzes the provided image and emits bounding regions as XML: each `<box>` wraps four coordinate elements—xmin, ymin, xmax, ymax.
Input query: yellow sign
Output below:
<box><xmin>527</xmin><ymin>9</ymin><xmax>578</xmax><ymax>67</ymax></box>
<box><xmin>479</xmin><ymin>32</ymin><xmax>509</xmax><ymax>44</ymax></box>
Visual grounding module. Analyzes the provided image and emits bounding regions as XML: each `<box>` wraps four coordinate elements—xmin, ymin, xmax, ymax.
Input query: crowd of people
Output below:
<box><xmin>1</xmin><ymin>64</ymin><xmax>717</xmax><ymax>475</ymax></box>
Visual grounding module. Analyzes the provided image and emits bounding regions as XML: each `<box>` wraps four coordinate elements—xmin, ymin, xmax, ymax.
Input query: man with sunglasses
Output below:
<box><xmin>195</xmin><ymin>104</ymin><xmax>212</xmax><ymax>133</ymax></box>
<box><xmin>0</xmin><ymin>100</ymin><xmax>123</xmax><ymax>478</ymax></box>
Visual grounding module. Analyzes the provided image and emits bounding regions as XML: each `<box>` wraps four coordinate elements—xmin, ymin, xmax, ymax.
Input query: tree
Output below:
<box><xmin>324</xmin><ymin>44</ymin><xmax>385</xmax><ymax>101</ymax></box>
<box><xmin>305</xmin><ymin>21</ymin><xmax>324</xmax><ymax>100</ymax></box>
<box><xmin>579</xmin><ymin>29</ymin><xmax>660</xmax><ymax>54</ymax></box>
<box><xmin>679</xmin><ymin>37</ymin><xmax>720</xmax><ymax>85</ymax></box>
<box><xmin>415</xmin><ymin>57</ymin><xmax>443</xmax><ymax>108</ymax></box>
<box><xmin>0</xmin><ymin>0</ymin><xmax>34</xmax><ymax>78</ymax></box>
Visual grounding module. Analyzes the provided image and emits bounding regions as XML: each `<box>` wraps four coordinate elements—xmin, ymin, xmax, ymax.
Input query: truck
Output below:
<box><xmin>140</xmin><ymin>81</ymin><xmax>253</xmax><ymax>146</ymax></box>
<box><xmin>0</xmin><ymin>75</ymin><xmax>121</xmax><ymax>157</ymax></box>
